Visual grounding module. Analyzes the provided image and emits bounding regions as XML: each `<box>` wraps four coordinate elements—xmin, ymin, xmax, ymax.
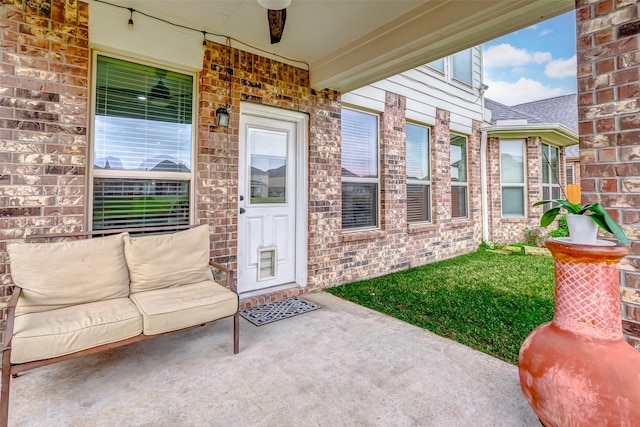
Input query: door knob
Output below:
<box><xmin>239</xmin><ymin>207</ymin><xmax>246</xmax><ymax>214</ymax></box>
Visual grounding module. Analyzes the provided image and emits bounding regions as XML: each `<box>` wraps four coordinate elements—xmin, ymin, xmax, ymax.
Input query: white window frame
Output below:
<box><xmin>541</xmin><ymin>143</ymin><xmax>561</xmax><ymax>207</ymax></box>
<box><xmin>566</xmin><ymin>164</ymin><xmax>574</xmax><ymax>185</ymax></box>
<box><xmin>500</xmin><ymin>140</ymin><xmax>526</xmax><ymax>218</ymax></box>
<box><xmin>450</xmin><ymin>133</ymin><xmax>468</xmax><ymax>219</ymax></box>
<box><xmin>406</xmin><ymin>122</ymin><xmax>431</xmax><ymax>224</ymax></box>
<box><xmin>88</xmin><ymin>51</ymin><xmax>197</xmax><ymax>231</ymax></box>
<box><xmin>341</xmin><ymin>107</ymin><xmax>380</xmax><ymax>231</ymax></box>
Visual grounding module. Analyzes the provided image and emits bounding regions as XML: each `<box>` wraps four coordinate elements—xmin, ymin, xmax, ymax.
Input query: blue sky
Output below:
<box><xmin>483</xmin><ymin>11</ymin><xmax>576</xmax><ymax>106</ymax></box>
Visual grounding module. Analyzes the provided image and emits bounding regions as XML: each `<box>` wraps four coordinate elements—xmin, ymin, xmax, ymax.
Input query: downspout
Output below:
<box><xmin>480</xmin><ymin>129</ymin><xmax>489</xmax><ymax>243</ymax></box>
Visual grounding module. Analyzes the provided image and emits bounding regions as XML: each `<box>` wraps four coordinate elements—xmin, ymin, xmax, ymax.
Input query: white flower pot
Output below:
<box><xmin>566</xmin><ymin>214</ymin><xmax>598</xmax><ymax>245</ymax></box>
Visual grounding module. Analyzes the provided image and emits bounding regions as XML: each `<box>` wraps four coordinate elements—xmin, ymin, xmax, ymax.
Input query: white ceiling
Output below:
<box><xmin>102</xmin><ymin>0</ymin><xmax>574</xmax><ymax>92</ymax></box>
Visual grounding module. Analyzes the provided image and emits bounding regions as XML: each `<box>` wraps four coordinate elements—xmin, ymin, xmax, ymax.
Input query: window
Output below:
<box><xmin>541</xmin><ymin>143</ymin><xmax>561</xmax><ymax>211</ymax></box>
<box><xmin>566</xmin><ymin>164</ymin><xmax>574</xmax><ymax>185</ymax></box>
<box><xmin>450</xmin><ymin>134</ymin><xmax>468</xmax><ymax>218</ymax></box>
<box><xmin>341</xmin><ymin>108</ymin><xmax>379</xmax><ymax>230</ymax></box>
<box><xmin>427</xmin><ymin>58</ymin><xmax>445</xmax><ymax>73</ymax></box>
<box><xmin>92</xmin><ymin>54</ymin><xmax>195</xmax><ymax>230</ymax></box>
<box><xmin>452</xmin><ymin>48</ymin><xmax>472</xmax><ymax>86</ymax></box>
<box><xmin>500</xmin><ymin>140</ymin><xmax>525</xmax><ymax>217</ymax></box>
<box><xmin>406</xmin><ymin>123</ymin><xmax>431</xmax><ymax>223</ymax></box>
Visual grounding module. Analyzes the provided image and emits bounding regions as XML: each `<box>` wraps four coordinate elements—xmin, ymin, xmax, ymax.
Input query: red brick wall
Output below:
<box><xmin>0</xmin><ymin>0</ymin><xmax>89</xmax><ymax>289</ymax></box>
<box><xmin>576</xmin><ymin>0</ymin><xmax>640</xmax><ymax>347</ymax></box>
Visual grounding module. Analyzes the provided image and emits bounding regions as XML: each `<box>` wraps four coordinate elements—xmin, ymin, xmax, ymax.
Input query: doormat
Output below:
<box><xmin>239</xmin><ymin>297</ymin><xmax>321</xmax><ymax>326</ymax></box>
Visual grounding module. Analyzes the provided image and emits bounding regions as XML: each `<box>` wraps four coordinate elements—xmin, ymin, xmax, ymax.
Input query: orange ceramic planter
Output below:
<box><xmin>518</xmin><ymin>238</ymin><xmax>640</xmax><ymax>427</ymax></box>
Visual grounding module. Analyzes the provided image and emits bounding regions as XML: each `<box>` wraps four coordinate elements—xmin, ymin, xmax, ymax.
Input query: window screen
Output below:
<box><xmin>406</xmin><ymin>123</ymin><xmax>431</xmax><ymax>223</ymax></box>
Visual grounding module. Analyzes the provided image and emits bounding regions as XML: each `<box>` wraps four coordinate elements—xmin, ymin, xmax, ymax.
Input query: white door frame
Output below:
<box><xmin>239</xmin><ymin>102</ymin><xmax>308</xmax><ymax>293</ymax></box>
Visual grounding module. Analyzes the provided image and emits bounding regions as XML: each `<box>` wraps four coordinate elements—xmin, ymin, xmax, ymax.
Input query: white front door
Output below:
<box><xmin>238</xmin><ymin>105</ymin><xmax>306</xmax><ymax>294</ymax></box>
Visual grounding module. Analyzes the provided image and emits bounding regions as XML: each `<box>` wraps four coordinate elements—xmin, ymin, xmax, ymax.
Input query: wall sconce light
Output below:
<box><xmin>215</xmin><ymin>104</ymin><xmax>230</xmax><ymax>128</ymax></box>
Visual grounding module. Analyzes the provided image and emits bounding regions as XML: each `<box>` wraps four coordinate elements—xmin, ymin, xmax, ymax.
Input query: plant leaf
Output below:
<box><xmin>585</xmin><ymin>203</ymin><xmax>630</xmax><ymax>245</ymax></box>
<box><xmin>540</xmin><ymin>207</ymin><xmax>561</xmax><ymax>227</ymax></box>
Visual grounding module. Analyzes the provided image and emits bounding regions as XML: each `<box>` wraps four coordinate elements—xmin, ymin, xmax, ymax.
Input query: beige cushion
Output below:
<box><xmin>130</xmin><ymin>280</ymin><xmax>238</xmax><ymax>335</ymax></box>
<box><xmin>124</xmin><ymin>225</ymin><xmax>213</xmax><ymax>293</ymax></box>
<box><xmin>7</xmin><ymin>233</ymin><xmax>130</xmax><ymax>316</ymax></box>
<box><xmin>11</xmin><ymin>298</ymin><xmax>142</xmax><ymax>364</ymax></box>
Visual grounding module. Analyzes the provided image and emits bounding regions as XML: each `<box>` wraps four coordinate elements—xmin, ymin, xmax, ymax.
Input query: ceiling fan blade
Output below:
<box><xmin>267</xmin><ymin>8</ymin><xmax>286</xmax><ymax>44</ymax></box>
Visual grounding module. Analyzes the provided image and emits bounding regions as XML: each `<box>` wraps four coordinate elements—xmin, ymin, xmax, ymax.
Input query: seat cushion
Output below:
<box><xmin>11</xmin><ymin>298</ymin><xmax>142</xmax><ymax>364</ymax></box>
<box><xmin>124</xmin><ymin>225</ymin><xmax>213</xmax><ymax>293</ymax></box>
<box><xmin>7</xmin><ymin>233</ymin><xmax>130</xmax><ymax>316</ymax></box>
<box><xmin>130</xmin><ymin>280</ymin><xmax>238</xmax><ymax>335</ymax></box>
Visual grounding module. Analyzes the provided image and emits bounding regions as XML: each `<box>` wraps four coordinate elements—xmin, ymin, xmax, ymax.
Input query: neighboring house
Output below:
<box><xmin>512</xmin><ymin>95</ymin><xmax>581</xmax><ymax>198</ymax></box>
<box><xmin>483</xmin><ymin>96</ymin><xmax>578</xmax><ymax>244</ymax></box>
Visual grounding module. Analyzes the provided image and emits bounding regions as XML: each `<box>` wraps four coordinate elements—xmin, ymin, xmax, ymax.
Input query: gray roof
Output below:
<box><xmin>485</xmin><ymin>94</ymin><xmax>579</xmax><ymax>158</ymax></box>
<box><xmin>485</xmin><ymin>98</ymin><xmax>546</xmax><ymax>125</ymax></box>
<box><xmin>512</xmin><ymin>94</ymin><xmax>578</xmax><ymax>133</ymax></box>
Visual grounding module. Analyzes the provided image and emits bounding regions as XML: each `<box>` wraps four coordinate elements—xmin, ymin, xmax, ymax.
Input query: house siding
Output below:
<box><xmin>576</xmin><ymin>0</ymin><xmax>640</xmax><ymax>348</ymax></box>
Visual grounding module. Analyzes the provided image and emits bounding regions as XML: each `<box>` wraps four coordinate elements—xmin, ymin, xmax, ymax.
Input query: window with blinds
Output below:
<box><xmin>406</xmin><ymin>123</ymin><xmax>431</xmax><ymax>223</ymax></box>
<box><xmin>92</xmin><ymin>54</ymin><xmax>194</xmax><ymax>230</ymax></box>
<box><xmin>341</xmin><ymin>108</ymin><xmax>379</xmax><ymax>230</ymax></box>
<box><xmin>450</xmin><ymin>134</ymin><xmax>468</xmax><ymax>219</ymax></box>
<box><xmin>500</xmin><ymin>140</ymin><xmax>525</xmax><ymax>217</ymax></box>
<box><xmin>541</xmin><ymin>143</ymin><xmax>561</xmax><ymax>212</ymax></box>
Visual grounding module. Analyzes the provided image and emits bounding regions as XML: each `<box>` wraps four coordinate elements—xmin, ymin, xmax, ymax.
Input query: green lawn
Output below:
<box><xmin>326</xmin><ymin>250</ymin><xmax>555</xmax><ymax>365</ymax></box>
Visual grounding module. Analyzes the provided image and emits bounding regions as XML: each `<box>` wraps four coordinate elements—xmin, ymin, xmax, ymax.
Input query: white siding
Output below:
<box><xmin>342</xmin><ymin>46</ymin><xmax>484</xmax><ymax>135</ymax></box>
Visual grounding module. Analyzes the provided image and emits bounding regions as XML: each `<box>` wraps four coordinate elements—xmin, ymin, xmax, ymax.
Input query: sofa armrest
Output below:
<box><xmin>1</xmin><ymin>286</ymin><xmax>21</xmax><ymax>352</ymax></box>
<box><xmin>209</xmin><ymin>261</ymin><xmax>237</xmax><ymax>294</ymax></box>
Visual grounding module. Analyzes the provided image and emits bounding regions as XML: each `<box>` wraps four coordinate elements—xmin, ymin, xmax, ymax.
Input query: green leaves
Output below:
<box><xmin>533</xmin><ymin>199</ymin><xmax>629</xmax><ymax>246</ymax></box>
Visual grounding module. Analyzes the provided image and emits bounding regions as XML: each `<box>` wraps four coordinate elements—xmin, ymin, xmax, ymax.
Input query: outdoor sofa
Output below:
<box><xmin>0</xmin><ymin>224</ymin><xmax>239</xmax><ymax>427</ymax></box>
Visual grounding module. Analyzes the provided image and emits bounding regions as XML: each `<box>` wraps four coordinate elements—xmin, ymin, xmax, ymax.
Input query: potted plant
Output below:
<box><xmin>533</xmin><ymin>199</ymin><xmax>629</xmax><ymax>245</ymax></box>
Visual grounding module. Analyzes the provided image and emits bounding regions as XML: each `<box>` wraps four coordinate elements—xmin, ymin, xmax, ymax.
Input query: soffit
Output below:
<box><xmin>98</xmin><ymin>0</ymin><xmax>573</xmax><ymax>92</ymax></box>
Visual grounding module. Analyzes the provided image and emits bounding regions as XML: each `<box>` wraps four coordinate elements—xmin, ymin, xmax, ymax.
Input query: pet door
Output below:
<box><xmin>258</xmin><ymin>246</ymin><xmax>277</xmax><ymax>281</ymax></box>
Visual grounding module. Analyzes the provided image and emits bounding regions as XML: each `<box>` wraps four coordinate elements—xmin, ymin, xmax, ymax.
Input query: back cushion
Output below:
<box><xmin>7</xmin><ymin>233</ymin><xmax>130</xmax><ymax>316</ymax></box>
<box><xmin>124</xmin><ymin>225</ymin><xmax>213</xmax><ymax>293</ymax></box>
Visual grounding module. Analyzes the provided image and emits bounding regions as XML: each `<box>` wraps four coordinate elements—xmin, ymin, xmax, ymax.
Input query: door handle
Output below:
<box><xmin>239</xmin><ymin>207</ymin><xmax>246</xmax><ymax>214</ymax></box>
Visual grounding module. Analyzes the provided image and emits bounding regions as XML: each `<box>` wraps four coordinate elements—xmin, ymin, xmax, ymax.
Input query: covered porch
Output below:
<box><xmin>7</xmin><ymin>292</ymin><xmax>538</xmax><ymax>426</ymax></box>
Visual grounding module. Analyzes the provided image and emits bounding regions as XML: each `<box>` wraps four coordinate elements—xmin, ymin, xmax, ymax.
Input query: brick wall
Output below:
<box><xmin>576</xmin><ymin>0</ymin><xmax>640</xmax><ymax>347</ymax></box>
<box><xmin>1</xmin><ymin>0</ymin><xmax>484</xmax><ymax>305</ymax></box>
<box><xmin>0</xmin><ymin>0</ymin><xmax>89</xmax><ymax>289</ymax></box>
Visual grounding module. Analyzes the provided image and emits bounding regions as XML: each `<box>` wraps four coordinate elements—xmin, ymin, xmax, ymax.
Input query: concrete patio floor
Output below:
<box><xmin>9</xmin><ymin>292</ymin><xmax>539</xmax><ymax>426</ymax></box>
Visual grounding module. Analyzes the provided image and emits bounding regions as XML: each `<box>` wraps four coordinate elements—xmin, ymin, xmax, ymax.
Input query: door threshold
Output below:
<box><xmin>240</xmin><ymin>283</ymin><xmax>300</xmax><ymax>299</ymax></box>
<box><xmin>239</xmin><ymin>283</ymin><xmax>309</xmax><ymax>310</ymax></box>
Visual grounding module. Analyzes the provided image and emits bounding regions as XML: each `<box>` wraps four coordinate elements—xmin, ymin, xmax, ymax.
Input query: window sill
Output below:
<box><xmin>407</xmin><ymin>223</ymin><xmax>437</xmax><ymax>234</ymax></box>
<box><xmin>450</xmin><ymin>219</ymin><xmax>472</xmax><ymax>228</ymax></box>
<box><xmin>340</xmin><ymin>229</ymin><xmax>386</xmax><ymax>242</ymax></box>
<box><xmin>500</xmin><ymin>217</ymin><xmax>529</xmax><ymax>222</ymax></box>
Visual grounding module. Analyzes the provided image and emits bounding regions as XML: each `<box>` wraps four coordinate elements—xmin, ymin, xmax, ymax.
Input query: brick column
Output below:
<box><xmin>576</xmin><ymin>0</ymin><xmax>640</xmax><ymax>348</ymax></box>
<box><xmin>380</xmin><ymin>91</ymin><xmax>406</xmax><ymax>232</ymax></box>
<box><xmin>432</xmin><ymin>108</ymin><xmax>451</xmax><ymax>223</ymax></box>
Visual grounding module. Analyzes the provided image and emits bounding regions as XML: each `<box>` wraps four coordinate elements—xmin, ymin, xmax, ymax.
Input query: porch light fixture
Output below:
<box><xmin>257</xmin><ymin>0</ymin><xmax>291</xmax><ymax>10</ymax></box>
<box><xmin>215</xmin><ymin>104</ymin><xmax>230</xmax><ymax>128</ymax></box>
<box><xmin>127</xmin><ymin>8</ymin><xmax>134</xmax><ymax>30</ymax></box>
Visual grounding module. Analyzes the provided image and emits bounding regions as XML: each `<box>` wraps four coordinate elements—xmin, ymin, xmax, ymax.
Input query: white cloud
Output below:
<box><xmin>540</xmin><ymin>29</ymin><xmax>554</xmax><ymax>36</ymax></box>
<box><xmin>545</xmin><ymin>55</ymin><xmax>577</xmax><ymax>78</ymax></box>
<box><xmin>526</xmin><ymin>24</ymin><xmax>538</xmax><ymax>30</ymax></box>
<box><xmin>485</xmin><ymin>77</ymin><xmax>568</xmax><ymax>105</ymax></box>
<box><xmin>533</xmin><ymin>52</ymin><xmax>552</xmax><ymax>64</ymax></box>
<box><xmin>484</xmin><ymin>43</ymin><xmax>552</xmax><ymax>67</ymax></box>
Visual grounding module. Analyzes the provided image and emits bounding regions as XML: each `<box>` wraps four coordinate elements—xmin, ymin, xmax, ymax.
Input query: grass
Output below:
<box><xmin>326</xmin><ymin>250</ymin><xmax>555</xmax><ymax>365</ymax></box>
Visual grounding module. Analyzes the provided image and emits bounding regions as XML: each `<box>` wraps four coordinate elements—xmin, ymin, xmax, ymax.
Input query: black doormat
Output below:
<box><xmin>239</xmin><ymin>297</ymin><xmax>321</xmax><ymax>326</ymax></box>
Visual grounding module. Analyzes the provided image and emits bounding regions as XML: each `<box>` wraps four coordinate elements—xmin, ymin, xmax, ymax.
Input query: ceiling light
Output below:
<box><xmin>257</xmin><ymin>0</ymin><xmax>291</xmax><ymax>10</ymax></box>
